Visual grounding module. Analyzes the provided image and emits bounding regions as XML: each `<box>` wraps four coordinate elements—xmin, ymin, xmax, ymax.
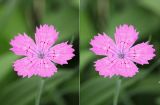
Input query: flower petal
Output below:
<box><xmin>35</xmin><ymin>24</ymin><xmax>59</xmax><ymax>49</ymax></box>
<box><xmin>115</xmin><ymin>24</ymin><xmax>138</xmax><ymax>49</ymax></box>
<box><xmin>48</xmin><ymin>42</ymin><xmax>75</xmax><ymax>65</ymax></box>
<box><xmin>127</xmin><ymin>42</ymin><xmax>155</xmax><ymax>65</ymax></box>
<box><xmin>10</xmin><ymin>33</ymin><xmax>36</xmax><ymax>56</ymax></box>
<box><xmin>90</xmin><ymin>33</ymin><xmax>117</xmax><ymax>56</ymax></box>
<box><xmin>95</xmin><ymin>57</ymin><xmax>138</xmax><ymax>78</ymax></box>
<box><xmin>13</xmin><ymin>57</ymin><xmax>57</xmax><ymax>78</ymax></box>
<box><xmin>115</xmin><ymin>59</ymin><xmax>138</xmax><ymax>77</ymax></box>
<box><xmin>94</xmin><ymin>57</ymin><xmax>118</xmax><ymax>78</ymax></box>
<box><xmin>13</xmin><ymin>57</ymin><xmax>37</xmax><ymax>78</ymax></box>
<box><xmin>35</xmin><ymin>59</ymin><xmax>57</xmax><ymax>78</ymax></box>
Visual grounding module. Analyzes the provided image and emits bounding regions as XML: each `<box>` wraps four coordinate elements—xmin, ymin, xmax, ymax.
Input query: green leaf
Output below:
<box><xmin>0</xmin><ymin>70</ymin><xmax>74</xmax><ymax>105</ymax></box>
<box><xmin>70</xmin><ymin>0</ymin><xmax>79</xmax><ymax>8</ymax></box>
<box><xmin>80</xmin><ymin>62</ymin><xmax>160</xmax><ymax>105</ymax></box>
<box><xmin>80</xmin><ymin>11</ymin><xmax>96</xmax><ymax>49</ymax></box>
<box><xmin>0</xmin><ymin>52</ymin><xmax>19</xmax><ymax>81</ymax></box>
<box><xmin>42</xmin><ymin>6</ymin><xmax>78</xmax><ymax>42</ymax></box>
<box><xmin>0</xmin><ymin>0</ymin><xmax>19</xmax><ymax>30</ymax></box>
<box><xmin>107</xmin><ymin>5</ymin><xmax>160</xmax><ymax>39</ymax></box>
<box><xmin>60</xmin><ymin>76</ymin><xmax>79</xmax><ymax>94</ymax></box>
<box><xmin>156</xmin><ymin>97</ymin><xmax>160</xmax><ymax>105</ymax></box>
<box><xmin>81</xmin><ymin>77</ymin><xmax>115</xmax><ymax>105</ymax></box>
<box><xmin>138</xmin><ymin>0</ymin><xmax>160</xmax><ymax>16</ymax></box>
<box><xmin>128</xmin><ymin>75</ymin><xmax>160</xmax><ymax>95</ymax></box>
<box><xmin>80</xmin><ymin>50</ymin><xmax>95</xmax><ymax>72</ymax></box>
<box><xmin>3</xmin><ymin>8</ymin><xmax>27</xmax><ymax>40</ymax></box>
<box><xmin>0</xmin><ymin>0</ymin><xmax>22</xmax><ymax>53</ymax></box>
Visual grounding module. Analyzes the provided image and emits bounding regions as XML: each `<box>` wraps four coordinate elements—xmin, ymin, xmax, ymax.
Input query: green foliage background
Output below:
<box><xmin>0</xmin><ymin>0</ymin><xmax>79</xmax><ymax>105</ymax></box>
<box><xmin>1</xmin><ymin>0</ymin><xmax>160</xmax><ymax>105</ymax></box>
<box><xmin>80</xmin><ymin>0</ymin><xmax>160</xmax><ymax>105</ymax></box>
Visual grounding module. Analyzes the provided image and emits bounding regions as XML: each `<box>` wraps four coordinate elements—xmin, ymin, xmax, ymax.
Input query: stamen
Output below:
<box><xmin>118</xmin><ymin>53</ymin><xmax>125</xmax><ymax>59</ymax></box>
<box><xmin>38</xmin><ymin>52</ymin><xmax>45</xmax><ymax>59</ymax></box>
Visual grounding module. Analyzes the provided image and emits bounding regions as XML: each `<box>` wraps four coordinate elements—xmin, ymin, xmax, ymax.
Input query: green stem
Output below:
<box><xmin>35</xmin><ymin>78</ymin><xmax>45</xmax><ymax>105</ymax></box>
<box><xmin>113</xmin><ymin>78</ymin><xmax>121</xmax><ymax>105</ymax></box>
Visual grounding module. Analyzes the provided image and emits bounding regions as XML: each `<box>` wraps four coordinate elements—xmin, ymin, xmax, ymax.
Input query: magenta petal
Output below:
<box><xmin>14</xmin><ymin>57</ymin><xmax>57</xmax><ymax>78</ymax></box>
<box><xmin>48</xmin><ymin>42</ymin><xmax>75</xmax><ymax>65</ymax></box>
<box><xmin>35</xmin><ymin>24</ymin><xmax>59</xmax><ymax>49</ymax></box>
<box><xmin>90</xmin><ymin>33</ymin><xmax>116</xmax><ymax>56</ymax></box>
<box><xmin>115</xmin><ymin>59</ymin><xmax>138</xmax><ymax>77</ymax></box>
<box><xmin>115</xmin><ymin>24</ymin><xmax>138</xmax><ymax>49</ymax></box>
<box><xmin>35</xmin><ymin>59</ymin><xmax>57</xmax><ymax>78</ymax></box>
<box><xmin>91</xmin><ymin>24</ymin><xmax>155</xmax><ymax>78</ymax></box>
<box><xmin>10</xmin><ymin>24</ymin><xmax>75</xmax><ymax>78</ymax></box>
<box><xmin>13</xmin><ymin>57</ymin><xmax>37</xmax><ymax>78</ymax></box>
<box><xmin>128</xmin><ymin>42</ymin><xmax>155</xmax><ymax>65</ymax></box>
<box><xmin>94</xmin><ymin>57</ymin><xmax>118</xmax><ymax>78</ymax></box>
<box><xmin>10</xmin><ymin>33</ymin><xmax>36</xmax><ymax>56</ymax></box>
<box><xmin>95</xmin><ymin>57</ymin><xmax>138</xmax><ymax>78</ymax></box>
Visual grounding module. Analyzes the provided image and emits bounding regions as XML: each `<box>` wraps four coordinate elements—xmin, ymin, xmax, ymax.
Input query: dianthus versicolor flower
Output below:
<box><xmin>90</xmin><ymin>24</ymin><xmax>155</xmax><ymax>78</ymax></box>
<box><xmin>10</xmin><ymin>24</ymin><xmax>75</xmax><ymax>78</ymax></box>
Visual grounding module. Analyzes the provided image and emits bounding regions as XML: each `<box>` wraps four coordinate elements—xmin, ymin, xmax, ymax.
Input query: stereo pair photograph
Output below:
<box><xmin>0</xmin><ymin>0</ymin><xmax>159</xmax><ymax>105</ymax></box>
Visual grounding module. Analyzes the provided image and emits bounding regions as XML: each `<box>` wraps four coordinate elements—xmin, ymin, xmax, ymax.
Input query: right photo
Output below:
<box><xmin>80</xmin><ymin>0</ymin><xmax>160</xmax><ymax>105</ymax></box>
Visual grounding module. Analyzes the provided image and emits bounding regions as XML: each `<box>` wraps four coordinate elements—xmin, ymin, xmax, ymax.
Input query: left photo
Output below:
<box><xmin>0</xmin><ymin>0</ymin><xmax>79</xmax><ymax>105</ymax></box>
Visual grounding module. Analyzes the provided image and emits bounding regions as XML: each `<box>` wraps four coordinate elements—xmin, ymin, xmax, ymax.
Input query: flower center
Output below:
<box><xmin>38</xmin><ymin>52</ymin><xmax>45</xmax><ymax>59</ymax></box>
<box><xmin>118</xmin><ymin>53</ymin><xmax>125</xmax><ymax>59</ymax></box>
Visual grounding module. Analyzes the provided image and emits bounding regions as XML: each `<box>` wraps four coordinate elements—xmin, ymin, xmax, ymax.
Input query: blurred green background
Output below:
<box><xmin>1</xmin><ymin>0</ymin><xmax>160</xmax><ymax>105</ymax></box>
<box><xmin>0</xmin><ymin>0</ymin><xmax>79</xmax><ymax>105</ymax></box>
<box><xmin>80</xmin><ymin>0</ymin><xmax>160</xmax><ymax>105</ymax></box>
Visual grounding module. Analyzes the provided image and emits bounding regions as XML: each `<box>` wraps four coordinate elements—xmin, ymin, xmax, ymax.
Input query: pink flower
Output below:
<box><xmin>10</xmin><ymin>24</ymin><xmax>75</xmax><ymax>78</ymax></box>
<box><xmin>90</xmin><ymin>24</ymin><xmax>155</xmax><ymax>78</ymax></box>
